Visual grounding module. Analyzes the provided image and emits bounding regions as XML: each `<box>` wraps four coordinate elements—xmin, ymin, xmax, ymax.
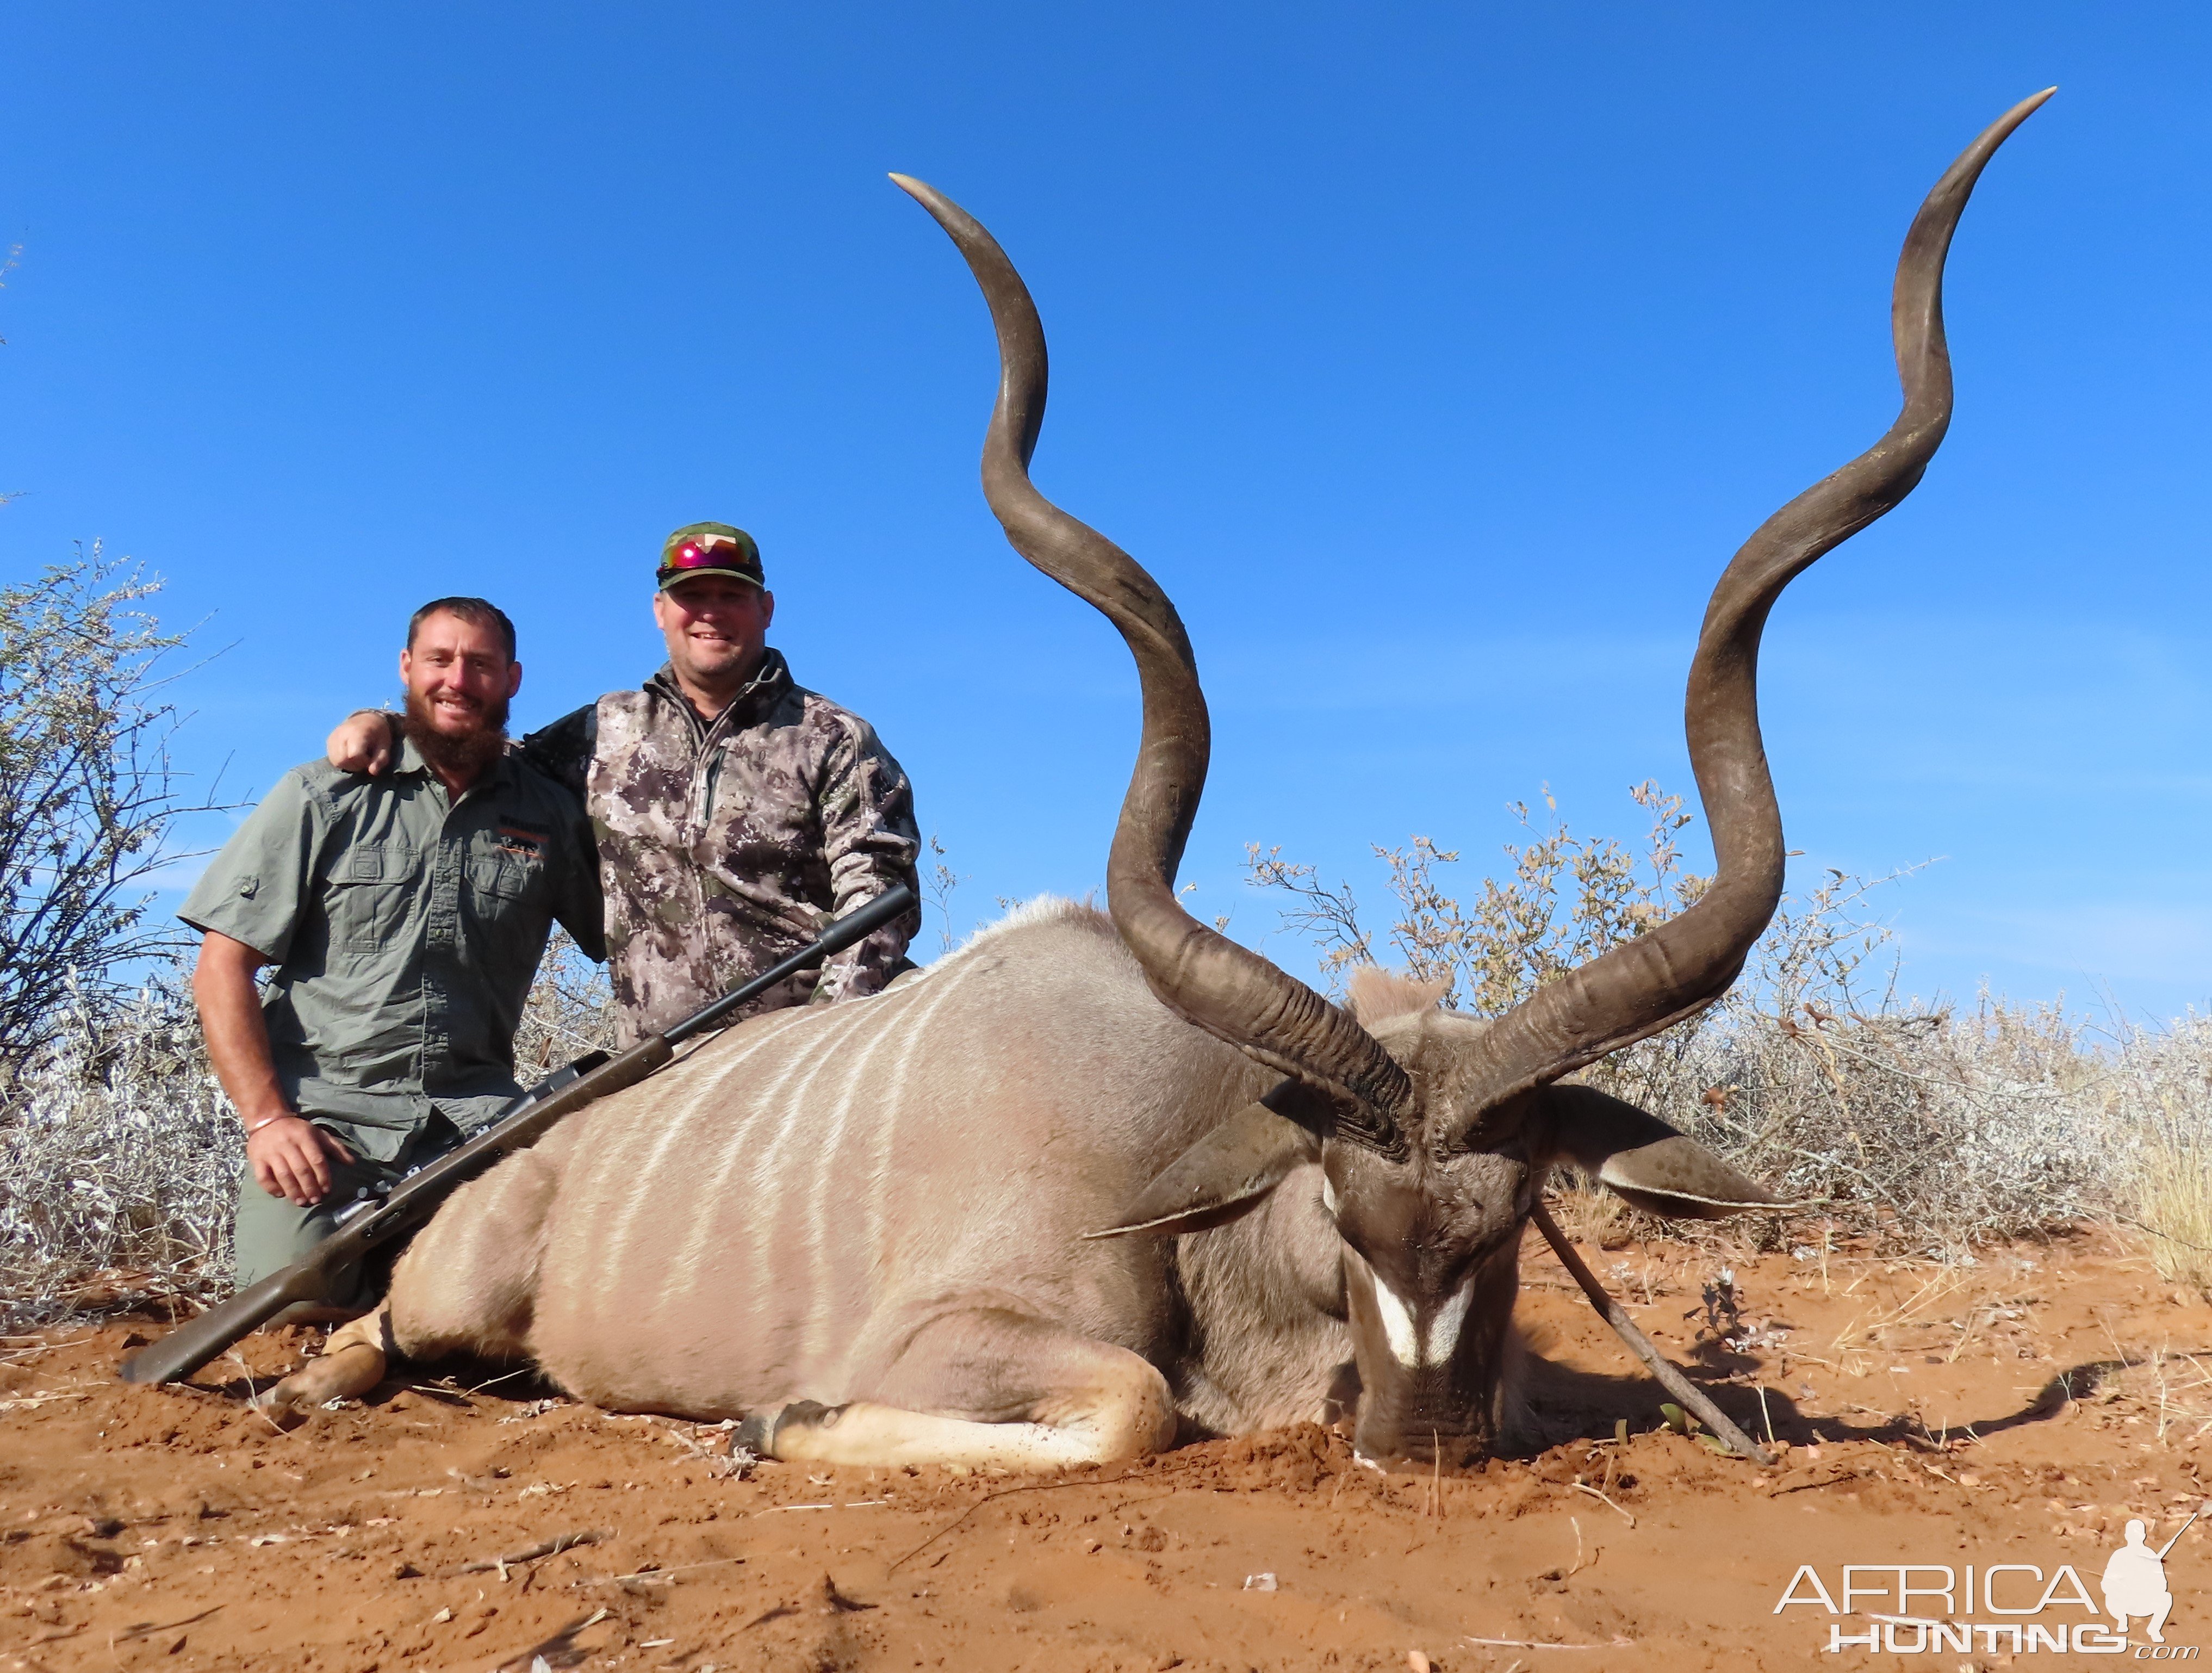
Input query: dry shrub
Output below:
<box><xmin>1251</xmin><ymin>784</ymin><xmax>2212</xmax><ymax>1255</ymax></box>
<box><xmin>0</xmin><ymin>548</ymin><xmax>233</xmax><ymax>1062</ymax></box>
<box><xmin>2133</xmin><ymin>1141</ymin><xmax>2212</xmax><ymax>1298</ymax></box>
<box><xmin>0</xmin><ymin>975</ymin><xmax>235</xmax><ymax>1330</ymax></box>
<box><xmin>510</xmin><ymin>926</ymin><xmax>623</xmax><ymax>1073</ymax></box>
<box><xmin>0</xmin><ymin>928</ymin><xmax>621</xmax><ymax>1328</ymax></box>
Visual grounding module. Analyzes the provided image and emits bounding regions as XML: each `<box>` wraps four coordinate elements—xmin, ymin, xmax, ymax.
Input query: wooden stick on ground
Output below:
<box><xmin>1528</xmin><ymin>1201</ymin><xmax>1775</xmax><ymax>1467</ymax></box>
<box><xmin>454</xmin><ymin>1528</ymin><xmax>610</xmax><ymax>1575</ymax></box>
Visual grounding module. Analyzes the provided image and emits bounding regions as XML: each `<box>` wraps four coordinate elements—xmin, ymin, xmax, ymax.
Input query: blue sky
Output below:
<box><xmin>3</xmin><ymin>5</ymin><xmax>2206</xmax><ymax>1020</ymax></box>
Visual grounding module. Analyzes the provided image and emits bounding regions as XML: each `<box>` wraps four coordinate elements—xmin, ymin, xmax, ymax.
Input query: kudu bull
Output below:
<box><xmin>269</xmin><ymin>92</ymin><xmax>2049</xmax><ymax>1469</ymax></box>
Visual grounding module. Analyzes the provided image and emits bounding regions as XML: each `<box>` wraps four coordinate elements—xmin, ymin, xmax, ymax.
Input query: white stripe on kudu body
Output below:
<box><xmin>726</xmin><ymin>1002</ymin><xmax>894</xmax><ymax>1378</ymax></box>
<box><xmin>594</xmin><ymin>1008</ymin><xmax>811</xmax><ymax>1289</ymax></box>
<box><xmin>656</xmin><ymin>1000</ymin><xmax>883</xmax><ymax>1331</ymax></box>
<box><xmin>866</xmin><ymin>950</ymin><xmax>995</xmax><ymax>1285</ymax></box>
<box><xmin>803</xmin><ymin>957</ymin><xmax>990</xmax><ymax>1364</ymax></box>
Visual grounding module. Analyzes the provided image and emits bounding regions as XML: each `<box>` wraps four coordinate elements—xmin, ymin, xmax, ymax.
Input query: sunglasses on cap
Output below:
<box><xmin>664</xmin><ymin>536</ymin><xmax>746</xmax><ymax>571</ymax></box>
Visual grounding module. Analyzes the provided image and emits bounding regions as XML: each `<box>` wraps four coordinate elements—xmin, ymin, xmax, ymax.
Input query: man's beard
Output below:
<box><xmin>401</xmin><ymin>687</ymin><xmax>510</xmax><ymax>783</ymax></box>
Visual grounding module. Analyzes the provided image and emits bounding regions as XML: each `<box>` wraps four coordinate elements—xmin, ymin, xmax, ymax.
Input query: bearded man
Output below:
<box><xmin>184</xmin><ymin>597</ymin><xmax>602</xmax><ymax>1318</ymax></box>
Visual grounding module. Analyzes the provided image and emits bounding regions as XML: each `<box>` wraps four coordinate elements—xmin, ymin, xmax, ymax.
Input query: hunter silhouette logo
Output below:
<box><xmin>2105</xmin><ymin>1511</ymin><xmax>2195</xmax><ymax>1644</ymax></box>
<box><xmin>1774</xmin><ymin>1506</ymin><xmax>2205</xmax><ymax>1656</ymax></box>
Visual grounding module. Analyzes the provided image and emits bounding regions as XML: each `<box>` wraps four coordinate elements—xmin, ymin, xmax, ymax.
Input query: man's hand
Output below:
<box><xmin>196</xmin><ymin>931</ymin><xmax>360</xmax><ymax>1207</ymax></box>
<box><xmin>246</xmin><ymin>1116</ymin><xmax>356</xmax><ymax>1207</ymax></box>
<box><xmin>327</xmin><ymin>710</ymin><xmax>398</xmax><ymax>776</ymax></box>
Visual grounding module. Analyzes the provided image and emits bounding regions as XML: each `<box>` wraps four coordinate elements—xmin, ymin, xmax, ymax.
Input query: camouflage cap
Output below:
<box><xmin>657</xmin><ymin>522</ymin><xmax>765</xmax><ymax>591</ymax></box>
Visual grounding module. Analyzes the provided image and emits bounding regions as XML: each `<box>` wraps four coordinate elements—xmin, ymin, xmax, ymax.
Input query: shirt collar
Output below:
<box><xmin>392</xmin><ymin>733</ymin><xmax>518</xmax><ymax>794</ymax></box>
<box><xmin>645</xmin><ymin>647</ymin><xmax>792</xmax><ymax>733</ymax></box>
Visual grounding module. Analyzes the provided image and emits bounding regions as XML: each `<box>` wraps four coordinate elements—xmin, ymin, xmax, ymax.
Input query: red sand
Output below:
<box><xmin>6</xmin><ymin>1226</ymin><xmax>2209</xmax><ymax>1671</ymax></box>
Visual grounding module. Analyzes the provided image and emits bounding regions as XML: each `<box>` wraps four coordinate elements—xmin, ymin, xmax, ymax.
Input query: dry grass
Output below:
<box><xmin>2130</xmin><ymin>1127</ymin><xmax>2212</xmax><ymax>1300</ymax></box>
<box><xmin>2102</xmin><ymin>1344</ymin><xmax>2212</xmax><ymax>1447</ymax></box>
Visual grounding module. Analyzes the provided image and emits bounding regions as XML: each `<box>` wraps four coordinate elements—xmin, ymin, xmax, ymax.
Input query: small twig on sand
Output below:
<box><xmin>1767</xmin><ymin>1472</ymin><xmax>1854</xmax><ymax>1497</ymax></box>
<box><xmin>887</xmin><ymin>1473</ymin><xmax>1139</xmax><ymax>1572</ymax></box>
<box><xmin>1531</xmin><ymin>1203</ymin><xmax>1775</xmax><ymax>1466</ymax></box>
<box><xmin>655</xmin><ymin>1418</ymin><xmax>751</xmax><ymax>1479</ymax></box>
<box><xmin>228</xmin><ymin>1351</ymin><xmax>288</xmax><ymax>1434</ymax></box>
<box><xmin>113</xmin><ymin>1607</ymin><xmax>223</xmax><ymax>1642</ymax></box>
<box><xmin>573</xmin><ymin>1554</ymin><xmax>749</xmax><ymax>1587</ymax></box>
<box><xmin>1464</xmin><ymin>1633</ymin><xmax>1632</xmax><ymax>1651</ymax></box>
<box><xmin>455</xmin><ymin>1528</ymin><xmax>609</xmax><ymax>1576</ymax></box>
<box><xmin>1570</xmin><ymin>1481</ymin><xmax>1635</xmax><ymax>1527</ymax></box>
<box><xmin>0</xmin><ymin>1334</ymin><xmax>90</xmax><ymax>1365</ymax></box>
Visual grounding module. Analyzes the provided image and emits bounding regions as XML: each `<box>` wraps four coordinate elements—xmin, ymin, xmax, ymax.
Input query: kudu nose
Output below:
<box><xmin>1352</xmin><ymin>1423</ymin><xmax>1488</xmax><ymax>1474</ymax></box>
<box><xmin>1352</xmin><ymin>1375</ymin><xmax>1494</xmax><ymax>1472</ymax></box>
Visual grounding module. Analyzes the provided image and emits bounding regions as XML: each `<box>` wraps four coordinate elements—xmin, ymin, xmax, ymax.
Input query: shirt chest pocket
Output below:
<box><xmin>324</xmin><ymin>843</ymin><xmax>426</xmax><ymax>950</ymax></box>
<box><xmin>468</xmin><ymin>848</ymin><xmax>548</xmax><ymax>920</ymax></box>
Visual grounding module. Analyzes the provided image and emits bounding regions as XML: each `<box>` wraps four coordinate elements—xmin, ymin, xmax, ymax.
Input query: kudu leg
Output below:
<box><xmin>264</xmin><ymin>1148</ymin><xmax>558</xmax><ymax>1417</ymax></box>
<box><xmin>738</xmin><ymin>1308</ymin><xmax>1177</xmax><ymax>1470</ymax></box>
<box><xmin>264</xmin><ymin>1303</ymin><xmax>395</xmax><ymax>1414</ymax></box>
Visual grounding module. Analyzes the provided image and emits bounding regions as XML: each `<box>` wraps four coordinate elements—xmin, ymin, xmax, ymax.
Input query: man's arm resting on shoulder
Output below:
<box><xmin>194</xmin><ymin>932</ymin><xmax>352</xmax><ymax>1207</ymax></box>
<box><xmin>327</xmin><ymin>710</ymin><xmax>400</xmax><ymax>776</ymax></box>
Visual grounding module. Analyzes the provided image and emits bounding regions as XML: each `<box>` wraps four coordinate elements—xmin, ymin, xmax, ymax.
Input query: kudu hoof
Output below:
<box><xmin>733</xmin><ymin>1399</ymin><xmax>840</xmax><ymax>1459</ymax></box>
<box><xmin>263</xmin><ymin>1342</ymin><xmax>388</xmax><ymax>1418</ymax></box>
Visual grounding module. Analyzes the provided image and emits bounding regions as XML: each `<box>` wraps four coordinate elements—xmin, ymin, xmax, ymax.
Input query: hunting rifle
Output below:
<box><xmin>117</xmin><ymin>884</ymin><xmax>918</xmax><ymax>1386</ymax></box>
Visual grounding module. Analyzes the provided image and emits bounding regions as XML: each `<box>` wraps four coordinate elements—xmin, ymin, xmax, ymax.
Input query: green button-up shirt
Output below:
<box><xmin>179</xmin><ymin>741</ymin><xmax>605</xmax><ymax>1160</ymax></box>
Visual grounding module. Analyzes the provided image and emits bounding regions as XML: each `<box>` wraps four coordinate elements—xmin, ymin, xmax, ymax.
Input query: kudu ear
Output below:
<box><xmin>1084</xmin><ymin>1097</ymin><xmax>1321</xmax><ymax>1241</ymax></box>
<box><xmin>1544</xmin><ymin>1085</ymin><xmax>1776</xmax><ymax>1222</ymax></box>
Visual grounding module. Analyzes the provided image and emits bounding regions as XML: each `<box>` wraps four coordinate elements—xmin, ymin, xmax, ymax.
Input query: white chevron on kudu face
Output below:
<box><xmin>1371</xmin><ymin>1271</ymin><xmax>1480</xmax><ymax>1368</ymax></box>
<box><xmin>1371</xmin><ymin>1279</ymin><xmax>1420</xmax><ymax>1367</ymax></box>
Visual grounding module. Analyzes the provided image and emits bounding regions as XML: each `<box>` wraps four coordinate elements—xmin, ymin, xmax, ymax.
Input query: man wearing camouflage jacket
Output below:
<box><xmin>331</xmin><ymin>523</ymin><xmax>920</xmax><ymax>1040</ymax></box>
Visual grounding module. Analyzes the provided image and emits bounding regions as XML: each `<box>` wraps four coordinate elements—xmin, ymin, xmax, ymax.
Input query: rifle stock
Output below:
<box><xmin>117</xmin><ymin>883</ymin><xmax>915</xmax><ymax>1386</ymax></box>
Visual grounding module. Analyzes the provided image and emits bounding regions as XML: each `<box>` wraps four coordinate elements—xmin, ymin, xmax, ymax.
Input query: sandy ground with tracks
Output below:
<box><xmin>5</xmin><ymin>1224</ymin><xmax>2210</xmax><ymax>1672</ymax></box>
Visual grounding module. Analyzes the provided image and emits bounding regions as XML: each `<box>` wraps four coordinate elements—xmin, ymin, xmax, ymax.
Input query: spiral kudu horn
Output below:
<box><xmin>1438</xmin><ymin>89</ymin><xmax>2054</xmax><ymax>1148</ymax></box>
<box><xmin>892</xmin><ymin>174</ymin><xmax>1413</xmax><ymax>1150</ymax></box>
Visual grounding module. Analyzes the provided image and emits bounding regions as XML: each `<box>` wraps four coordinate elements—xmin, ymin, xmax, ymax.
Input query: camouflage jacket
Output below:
<box><xmin>521</xmin><ymin>650</ymin><xmax>920</xmax><ymax>1041</ymax></box>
